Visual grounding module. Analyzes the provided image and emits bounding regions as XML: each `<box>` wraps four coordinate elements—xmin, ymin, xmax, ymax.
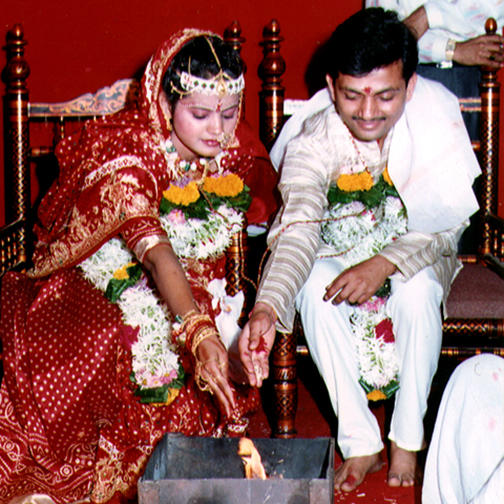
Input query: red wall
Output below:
<box><xmin>2</xmin><ymin>0</ymin><xmax>503</xmax><ymax>224</ymax></box>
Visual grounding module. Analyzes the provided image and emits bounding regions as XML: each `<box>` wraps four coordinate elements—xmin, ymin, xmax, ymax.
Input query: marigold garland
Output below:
<box><xmin>202</xmin><ymin>173</ymin><xmax>244</xmax><ymax>197</ymax></box>
<box><xmin>163</xmin><ymin>181</ymin><xmax>200</xmax><ymax>206</ymax></box>
<box><xmin>79</xmin><ymin>168</ymin><xmax>250</xmax><ymax>404</ymax></box>
<box><xmin>322</xmin><ymin>169</ymin><xmax>407</xmax><ymax>400</ymax></box>
<box><xmin>337</xmin><ymin>170</ymin><xmax>374</xmax><ymax>192</ymax></box>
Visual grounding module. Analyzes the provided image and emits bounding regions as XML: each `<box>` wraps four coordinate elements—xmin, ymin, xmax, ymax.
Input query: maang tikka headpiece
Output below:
<box><xmin>171</xmin><ymin>36</ymin><xmax>245</xmax><ymax>98</ymax></box>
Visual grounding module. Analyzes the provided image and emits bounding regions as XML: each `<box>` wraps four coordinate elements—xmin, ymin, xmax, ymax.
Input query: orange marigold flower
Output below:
<box><xmin>150</xmin><ymin>387</ymin><xmax>180</xmax><ymax>407</ymax></box>
<box><xmin>337</xmin><ymin>171</ymin><xmax>374</xmax><ymax>192</ymax></box>
<box><xmin>163</xmin><ymin>181</ymin><xmax>200</xmax><ymax>206</ymax></box>
<box><xmin>165</xmin><ymin>387</ymin><xmax>180</xmax><ymax>405</ymax></box>
<box><xmin>203</xmin><ymin>173</ymin><xmax>243</xmax><ymax>197</ymax></box>
<box><xmin>383</xmin><ymin>166</ymin><xmax>393</xmax><ymax>186</ymax></box>
<box><xmin>113</xmin><ymin>262</ymin><xmax>137</xmax><ymax>280</ymax></box>
<box><xmin>367</xmin><ymin>389</ymin><xmax>387</xmax><ymax>401</ymax></box>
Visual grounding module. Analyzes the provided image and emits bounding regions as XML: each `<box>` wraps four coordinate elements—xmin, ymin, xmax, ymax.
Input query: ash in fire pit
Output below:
<box><xmin>138</xmin><ymin>434</ymin><xmax>335</xmax><ymax>503</ymax></box>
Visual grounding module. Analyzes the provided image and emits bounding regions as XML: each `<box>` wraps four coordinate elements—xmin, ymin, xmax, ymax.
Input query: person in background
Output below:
<box><xmin>239</xmin><ymin>8</ymin><xmax>480</xmax><ymax>493</ymax></box>
<box><xmin>0</xmin><ymin>30</ymin><xmax>277</xmax><ymax>504</ymax></box>
<box><xmin>365</xmin><ymin>0</ymin><xmax>504</xmax><ymax>138</ymax></box>
<box><xmin>422</xmin><ymin>354</ymin><xmax>504</xmax><ymax>503</ymax></box>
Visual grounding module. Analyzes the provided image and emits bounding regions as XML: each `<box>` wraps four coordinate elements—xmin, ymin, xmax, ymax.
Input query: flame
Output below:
<box><xmin>237</xmin><ymin>438</ymin><xmax>268</xmax><ymax>480</ymax></box>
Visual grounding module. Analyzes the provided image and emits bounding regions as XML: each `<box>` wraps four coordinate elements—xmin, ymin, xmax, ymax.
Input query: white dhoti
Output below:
<box><xmin>295</xmin><ymin>256</ymin><xmax>443</xmax><ymax>458</ymax></box>
<box><xmin>422</xmin><ymin>354</ymin><xmax>504</xmax><ymax>504</ymax></box>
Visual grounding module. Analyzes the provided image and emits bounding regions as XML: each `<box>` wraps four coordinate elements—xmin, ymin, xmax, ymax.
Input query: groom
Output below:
<box><xmin>239</xmin><ymin>7</ymin><xmax>480</xmax><ymax>492</ymax></box>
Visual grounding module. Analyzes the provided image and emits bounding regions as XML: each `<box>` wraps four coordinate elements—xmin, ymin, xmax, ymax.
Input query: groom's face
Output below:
<box><xmin>327</xmin><ymin>60</ymin><xmax>416</xmax><ymax>148</ymax></box>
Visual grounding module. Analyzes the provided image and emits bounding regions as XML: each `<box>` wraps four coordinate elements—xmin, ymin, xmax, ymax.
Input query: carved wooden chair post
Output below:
<box><xmin>259</xmin><ymin>19</ymin><xmax>286</xmax><ymax>152</ymax></box>
<box><xmin>222</xmin><ymin>22</ymin><xmax>251</xmax><ymax>309</ymax></box>
<box><xmin>479</xmin><ymin>18</ymin><xmax>500</xmax><ymax>258</ymax></box>
<box><xmin>1</xmin><ymin>25</ymin><xmax>31</xmax><ymax>275</ymax></box>
<box><xmin>258</xmin><ymin>20</ymin><xmax>299</xmax><ymax>438</ymax></box>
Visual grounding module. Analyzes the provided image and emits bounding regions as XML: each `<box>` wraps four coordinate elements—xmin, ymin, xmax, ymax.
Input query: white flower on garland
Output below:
<box><xmin>160</xmin><ymin>204</ymin><xmax>243</xmax><ymax>260</ymax></box>
<box><xmin>79</xmin><ymin>237</ymin><xmax>181</xmax><ymax>391</ymax></box>
<box><xmin>350</xmin><ymin>297</ymin><xmax>399</xmax><ymax>392</ymax></box>
<box><xmin>321</xmin><ymin>196</ymin><xmax>407</xmax><ymax>269</ymax></box>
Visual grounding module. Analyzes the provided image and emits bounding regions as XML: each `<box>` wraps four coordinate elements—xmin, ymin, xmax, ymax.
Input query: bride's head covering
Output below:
<box><xmin>140</xmin><ymin>29</ymin><xmax>245</xmax><ymax>145</ymax></box>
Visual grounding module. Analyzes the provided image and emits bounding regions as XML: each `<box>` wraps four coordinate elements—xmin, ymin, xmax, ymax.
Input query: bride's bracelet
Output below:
<box><xmin>190</xmin><ymin>325</ymin><xmax>220</xmax><ymax>357</ymax></box>
<box><xmin>172</xmin><ymin>309</ymin><xmax>219</xmax><ymax>355</ymax></box>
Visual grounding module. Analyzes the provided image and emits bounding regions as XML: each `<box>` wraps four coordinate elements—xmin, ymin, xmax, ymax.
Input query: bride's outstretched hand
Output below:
<box><xmin>194</xmin><ymin>335</ymin><xmax>236</xmax><ymax>417</ymax></box>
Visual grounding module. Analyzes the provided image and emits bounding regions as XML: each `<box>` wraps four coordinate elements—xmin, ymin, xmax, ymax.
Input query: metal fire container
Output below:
<box><xmin>138</xmin><ymin>434</ymin><xmax>335</xmax><ymax>504</ymax></box>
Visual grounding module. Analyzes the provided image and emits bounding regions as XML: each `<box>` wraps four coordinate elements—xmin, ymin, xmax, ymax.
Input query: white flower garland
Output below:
<box><xmin>321</xmin><ymin>196</ymin><xmax>406</xmax><ymax>268</ymax></box>
<box><xmin>162</xmin><ymin>204</ymin><xmax>244</xmax><ymax>260</ymax></box>
<box><xmin>79</xmin><ymin>203</ymin><xmax>243</xmax><ymax>391</ymax></box>
<box><xmin>350</xmin><ymin>297</ymin><xmax>399</xmax><ymax>392</ymax></box>
<box><xmin>321</xmin><ymin>194</ymin><xmax>407</xmax><ymax>396</ymax></box>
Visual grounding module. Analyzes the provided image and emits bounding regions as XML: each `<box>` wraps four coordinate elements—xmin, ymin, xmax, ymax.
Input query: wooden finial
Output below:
<box><xmin>224</xmin><ymin>20</ymin><xmax>245</xmax><ymax>55</ymax></box>
<box><xmin>259</xmin><ymin>19</ymin><xmax>286</xmax><ymax>154</ymax></box>
<box><xmin>5</xmin><ymin>24</ymin><xmax>30</xmax><ymax>89</ymax></box>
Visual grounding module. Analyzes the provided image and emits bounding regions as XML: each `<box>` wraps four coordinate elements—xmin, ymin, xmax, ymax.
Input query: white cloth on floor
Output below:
<box><xmin>422</xmin><ymin>354</ymin><xmax>504</xmax><ymax>503</ymax></box>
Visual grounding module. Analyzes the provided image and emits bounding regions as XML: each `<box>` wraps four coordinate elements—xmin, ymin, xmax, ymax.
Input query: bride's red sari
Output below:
<box><xmin>0</xmin><ymin>29</ymin><xmax>277</xmax><ymax>503</ymax></box>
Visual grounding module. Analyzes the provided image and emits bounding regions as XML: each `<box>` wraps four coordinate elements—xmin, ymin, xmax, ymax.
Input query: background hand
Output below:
<box><xmin>238</xmin><ymin>303</ymin><xmax>277</xmax><ymax>387</ymax></box>
<box><xmin>454</xmin><ymin>35</ymin><xmax>504</xmax><ymax>67</ymax></box>
<box><xmin>195</xmin><ymin>335</ymin><xmax>236</xmax><ymax>417</ymax></box>
<box><xmin>324</xmin><ymin>255</ymin><xmax>396</xmax><ymax>305</ymax></box>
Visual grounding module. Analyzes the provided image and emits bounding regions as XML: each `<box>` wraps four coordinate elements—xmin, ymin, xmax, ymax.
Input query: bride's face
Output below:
<box><xmin>169</xmin><ymin>92</ymin><xmax>240</xmax><ymax>161</ymax></box>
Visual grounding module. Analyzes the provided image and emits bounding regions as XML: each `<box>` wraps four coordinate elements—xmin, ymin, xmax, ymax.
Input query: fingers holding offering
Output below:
<box><xmin>173</xmin><ymin>309</ymin><xmax>237</xmax><ymax>417</ymax></box>
<box><xmin>195</xmin><ymin>336</ymin><xmax>236</xmax><ymax>417</ymax></box>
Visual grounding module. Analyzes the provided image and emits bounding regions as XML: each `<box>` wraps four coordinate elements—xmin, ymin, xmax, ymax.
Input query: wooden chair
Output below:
<box><xmin>258</xmin><ymin>19</ymin><xmax>504</xmax><ymax>438</ymax></box>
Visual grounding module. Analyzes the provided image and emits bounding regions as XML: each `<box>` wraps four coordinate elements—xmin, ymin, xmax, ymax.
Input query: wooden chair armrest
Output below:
<box><xmin>0</xmin><ymin>217</ymin><xmax>29</xmax><ymax>276</ymax></box>
<box><xmin>483</xmin><ymin>213</ymin><xmax>504</xmax><ymax>272</ymax></box>
<box><xmin>486</xmin><ymin>213</ymin><xmax>504</xmax><ymax>233</ymax></box>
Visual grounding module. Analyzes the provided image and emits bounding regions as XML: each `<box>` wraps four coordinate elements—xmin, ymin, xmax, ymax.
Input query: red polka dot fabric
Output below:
<box><xmin>0</xmin><ymin>269</ymin><xmax>258</xmax><ymax>503</ymax></box>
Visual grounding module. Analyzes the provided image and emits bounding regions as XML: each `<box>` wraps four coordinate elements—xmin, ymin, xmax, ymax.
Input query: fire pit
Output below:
<box><xmin>138</xmin><ymin>434</ymin><xmax>335</xmax><ymax>503</ymax></box>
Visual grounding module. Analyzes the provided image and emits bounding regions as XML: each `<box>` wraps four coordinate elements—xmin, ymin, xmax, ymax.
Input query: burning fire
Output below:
<box><xmin>237</xmin><ymin>438</ymin><xmax>268</xmax><ymax>480</ymax></box>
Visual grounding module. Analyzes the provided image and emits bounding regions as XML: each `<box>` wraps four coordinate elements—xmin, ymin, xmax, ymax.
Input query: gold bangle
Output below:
<box><xmin>173</xmin><ymin>310</ymin><xmax>213</xmax><ymax>347</ymax></box>
<box><xmin>191</xmin><ymin>326</ymin><xmax>219</xmax><ymax>356</ymax></box>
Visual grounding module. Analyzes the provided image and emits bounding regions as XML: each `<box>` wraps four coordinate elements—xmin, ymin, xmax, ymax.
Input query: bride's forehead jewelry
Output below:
<box><xmin>176</xmin><ymin>71</ymin><xmax>245</xmax><ymax>96</ymax></box>
<box><xmin>171</xmin><ymin>36</ymin><xmax>244</xmax><ymax>97</ymax></box>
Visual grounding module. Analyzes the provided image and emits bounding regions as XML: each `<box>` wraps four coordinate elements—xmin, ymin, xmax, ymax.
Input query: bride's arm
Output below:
<box><xmin>143</xmin><ymin>243</ymin><xmax>236</xmax><ymax>416</ymax></box>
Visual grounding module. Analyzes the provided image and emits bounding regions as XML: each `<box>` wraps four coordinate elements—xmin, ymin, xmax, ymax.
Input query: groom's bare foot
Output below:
<box><xmin>334</xmin><ymin>453</ymin><xmax>383</xmax><ymax>492</ymax></box>
<box><xmin>387</xmin><ymin>441</ymin><xmax>420</xmax><ymax>487</ymax></box>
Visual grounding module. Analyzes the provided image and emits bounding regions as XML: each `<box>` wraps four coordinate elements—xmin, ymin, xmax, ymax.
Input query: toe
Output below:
<box><xmin>400</xmin><ymin>472</ymin><xmax>416</xmax><ymax>487</ymax></box>
<box><xmin>340</xmin><ymin>473</ymin><xmax>360</xmax><ymax>492</ymax></box>
<box><xmin>387</xmin><ymin>472</ymin><xmax>401</xmax><ymax>487</ymax></box>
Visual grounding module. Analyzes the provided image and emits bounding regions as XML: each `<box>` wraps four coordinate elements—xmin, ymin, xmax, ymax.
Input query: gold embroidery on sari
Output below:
<box><xmin>29</xmin><ymin>174</ymin><xmax>158</xmax><ymax>278</ymax></box>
